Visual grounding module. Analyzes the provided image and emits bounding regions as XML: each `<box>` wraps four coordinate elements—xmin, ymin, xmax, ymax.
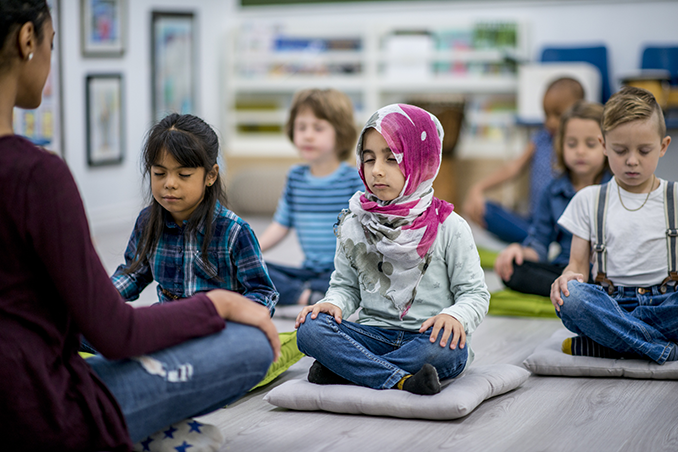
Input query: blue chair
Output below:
<box><xmin>540</xmin><ymin>45</ymin><xmax>611</xmax><ymax>103</ymax></box>
<box><xmin>641</xmin><ymin>46</ymin><xmax>678</xmax><ymax>85</ymax></box>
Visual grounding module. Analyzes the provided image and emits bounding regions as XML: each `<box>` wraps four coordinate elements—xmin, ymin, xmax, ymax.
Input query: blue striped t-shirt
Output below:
<box><xmin>273</xmin><ymin>162</ymin><xmax>364</xmax><ymax>271</ymax></box>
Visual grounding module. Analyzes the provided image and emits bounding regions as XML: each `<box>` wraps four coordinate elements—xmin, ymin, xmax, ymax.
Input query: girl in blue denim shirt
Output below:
<box><xmin>494</xmin><ymin>101</ymin><xmax>610</xmax><ymax>297</ymax></box>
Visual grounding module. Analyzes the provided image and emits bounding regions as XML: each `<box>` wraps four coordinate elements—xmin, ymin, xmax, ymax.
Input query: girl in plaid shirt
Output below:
<box><xmin>111</xmin><ymin>113</ymin><xmax>278</xmax><ymax>312</ymax></box>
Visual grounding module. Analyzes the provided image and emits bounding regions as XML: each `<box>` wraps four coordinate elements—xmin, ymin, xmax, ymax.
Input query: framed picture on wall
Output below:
<box><xmin>81</xmin><ymin>0</ymin><xmax>125</xmax><ymax>56</ymax></box>
<box><xmin>13</xmin><ymin>0</ymin><xmax>63</xmax><ymax>157</ymax></box>
<box><xmin>86</xmin><ymin>74</ymin><xmax>124</xmax><ymax>166</ymax></box>
<box><xmin>151</xmin><ymin>11</ymin><xmax>196</xmax><ymax>122</ymax></box>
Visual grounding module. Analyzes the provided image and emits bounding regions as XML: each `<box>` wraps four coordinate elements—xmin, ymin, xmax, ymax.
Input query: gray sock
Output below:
<box><xmin>401</xmin><ymin>363</ymin><xmax>441</xmax><ymax>395</ymax></box>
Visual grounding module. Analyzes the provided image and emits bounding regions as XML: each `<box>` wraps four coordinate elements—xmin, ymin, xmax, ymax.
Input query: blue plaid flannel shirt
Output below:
<box><xmin>111</xmin><ymin>202</ymin><xmax>278</xmax><ymax>314</ymax></box>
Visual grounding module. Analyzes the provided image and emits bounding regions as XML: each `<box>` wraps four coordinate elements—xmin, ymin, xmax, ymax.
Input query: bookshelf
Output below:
<box><xmin>223</xmin><ymin>19</ymin><xmax>530</xmax><ymax>159</ymax></box>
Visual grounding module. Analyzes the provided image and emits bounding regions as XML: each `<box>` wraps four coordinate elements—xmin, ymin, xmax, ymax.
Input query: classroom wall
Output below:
<box><xmin>236</xmin><ymin>0</ymin><xmax>678</xmax><ymax>91</ymax></box>
<box><xmin>58</xmin><ymin>0</ymin><xmax>236</xmax><ymax>232</ymax></box>
<box><xmin>56</xmin><ymin>0</ymin><xmax>678</xmax><ymax>231</ymax></box>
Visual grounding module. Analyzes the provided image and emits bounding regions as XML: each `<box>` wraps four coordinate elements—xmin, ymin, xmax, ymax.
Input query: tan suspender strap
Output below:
<box><xmin>661</xmin><ymin>180</ymin><xmax>678</xmax><ymax>293</ymax></box>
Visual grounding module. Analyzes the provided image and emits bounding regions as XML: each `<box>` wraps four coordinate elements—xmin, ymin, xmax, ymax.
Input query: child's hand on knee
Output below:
<box><xmin>295</xmin><ymin>302</ymin><xmax>343</xmax><ymax>329</ymax></box>
<box><xmin>494</xmin><ymin>243</ymin><xmax>523</xmax><ymax>281</ymax></box>
<box><xmin>206</xmin><ymin>289</ymin><xmax>281</xmax><ymax>361</ymax></box>
<box><xmin>550</xmin><ymin>271</ymin><xmax>584</xmax><ymax>311</ymax></box>
<box><xmin>420</xmin><ymin>314</ymin><xmax>466</xmax><ymax>349</ymax></box>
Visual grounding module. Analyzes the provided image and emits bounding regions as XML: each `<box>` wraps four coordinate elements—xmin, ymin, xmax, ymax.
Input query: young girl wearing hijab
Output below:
<box><xmin>295</xmin><ymin>104</ymin><xmax>489</xmax><ymax>395</ymax></box>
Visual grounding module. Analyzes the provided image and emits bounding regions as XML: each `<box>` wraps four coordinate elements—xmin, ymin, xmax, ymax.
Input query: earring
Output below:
<box><xmin>27</xmin><ymin>53</ymin><xmax>34</xmax><ymax>61</ymax></box>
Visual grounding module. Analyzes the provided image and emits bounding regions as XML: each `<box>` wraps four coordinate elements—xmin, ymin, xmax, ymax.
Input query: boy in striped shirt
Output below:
<box><xmin>259</xmin><ymin>89</ymin><xmax>363</xmax><ymax>306</ymax></box>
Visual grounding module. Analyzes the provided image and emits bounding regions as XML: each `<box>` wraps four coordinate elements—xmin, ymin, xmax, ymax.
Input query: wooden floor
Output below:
<box><xmin>93</xmin><ymin>217</ymin><xmax>678</xmax><ymax>452</ymax></box>
<box><xmin>195</xmin><ymin>314</ymin><xmax>678</xmax><ymax>452</ymax></box>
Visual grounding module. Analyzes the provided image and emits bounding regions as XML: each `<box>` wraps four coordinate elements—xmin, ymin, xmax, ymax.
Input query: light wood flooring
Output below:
<box><xmin>92</xmin><ymin>216</ymin><xmax>678</xmax><ymax>452</ymax></box>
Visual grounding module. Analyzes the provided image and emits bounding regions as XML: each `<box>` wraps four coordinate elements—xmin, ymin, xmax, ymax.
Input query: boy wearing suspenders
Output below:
<box><xmin>551</xmin><ymin>86</ymin><xmax>678</xmax><ymax>364</ymax></box>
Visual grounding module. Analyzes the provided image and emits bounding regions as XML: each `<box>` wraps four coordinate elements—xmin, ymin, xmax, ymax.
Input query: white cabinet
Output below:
<box><xmin>223</xmin><ymin>20</ymin><xmax>529</xmax><ymax>159</ymax></box>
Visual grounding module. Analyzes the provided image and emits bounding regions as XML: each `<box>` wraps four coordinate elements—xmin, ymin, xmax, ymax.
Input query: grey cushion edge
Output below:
<box><xmin>263</xmin><ymin>364</ymin><xmax>530</xmax><ymax>420</ymax></box>
<box><xmin>522</xmin><ymin>328</ymin><xmax>678</xmax><ymax>379</ymax></box>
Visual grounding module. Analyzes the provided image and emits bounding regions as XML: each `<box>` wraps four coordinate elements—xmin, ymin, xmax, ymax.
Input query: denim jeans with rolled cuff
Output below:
<box><xmin>87</xmin><ymin>322</ymin><xmax>273</xmax><ymax>443</ymax></box>
<box><xmin>557</xmin><ymin>280</ymin><xmax>678</xmax><ymax>364</ymax></box>
<box><xmin>296</xmin><ymin>312</ymin><xmax>468</xmax><ymax>389</ymax></box>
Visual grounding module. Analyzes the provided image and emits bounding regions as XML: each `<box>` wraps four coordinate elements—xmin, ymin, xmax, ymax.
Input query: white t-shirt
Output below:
<box><xmin>558</xmin><ymin>177</ymin><xmax>668</xmax><ymax>287</ymax></box>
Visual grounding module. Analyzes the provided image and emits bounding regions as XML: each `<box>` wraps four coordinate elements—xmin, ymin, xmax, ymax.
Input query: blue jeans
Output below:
<box><xmin>296</xmin><ymin>313</ymin><xmax>468</xmax><ymax>389</ymax></box>
<box><xmin>484</xmin><ymin>201</ymin><xmax>530</xmax><ymax>244</ymax></box>
<box><xmin>267</xmin><ymin>262</ymin><xmax>333</xmax><ymax>306</ymax></box>
<box><xmin>87</xmin><ymin>323</ymin><xmax>273</xmax><ymax>443</ymax></box>
<box><xmin>558</xmin><ymin>281</ymin><xmax>678</xmax><ymax>364</ymax></box>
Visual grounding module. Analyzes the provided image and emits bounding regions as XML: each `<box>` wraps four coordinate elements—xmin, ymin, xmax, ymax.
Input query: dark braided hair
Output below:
<box><xmin>0</xmin><ymin>0</ymin><xmax>51</xmax><ymax>72</ymax></box>
<box><xmin>126</xmin><ymin>113</ymin><xmax>228</xmax><ymax>274</ymax></box>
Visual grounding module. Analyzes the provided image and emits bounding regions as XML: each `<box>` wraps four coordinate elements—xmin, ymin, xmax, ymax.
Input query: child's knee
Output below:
<box><xmin>559</xmin><ymin>280</ymin><xmax>590</xmax><ymax>316</ymax></box>
<box><xmin>240</xmin><ymin>326</ymin><xmax>275</xmax><ymax>375</ymax></box>
<box><xmin>426</xmin><ymin>346</ymin><xmax>468</xmax><ymax>380</ymax></box>
<box><xmin>296</xmin><ymin>313</ymin><xmax>331</xmax><ymax>353</ymax></box>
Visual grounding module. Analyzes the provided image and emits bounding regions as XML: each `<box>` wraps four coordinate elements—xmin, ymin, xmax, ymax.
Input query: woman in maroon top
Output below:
<box><xmin>0</xmin><ymin>2</ymin><xmax>280</xmax><ymax>451</ymax></box>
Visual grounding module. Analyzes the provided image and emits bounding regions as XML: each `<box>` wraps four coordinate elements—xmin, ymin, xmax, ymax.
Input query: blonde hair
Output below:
<box><xmin>554</xmin><ymin>100</ymin><xmax>609</xmax><ymax>180</ymax></box>
<box><xmin>285</xmin><ymin>88</ymin><xmax>358</xmax><ymax>161</ymax></box>
<box><xmin>602</xmin><ymin>85</ymin><xmax>666</xmax><ymax>138</ymax></box>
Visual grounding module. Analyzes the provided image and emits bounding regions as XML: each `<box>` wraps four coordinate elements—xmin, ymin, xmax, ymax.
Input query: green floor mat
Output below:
<box><xmin>488</xmin><ymin>288</ymin><xmax>559</xmax><ymax>319</ymax></box>
<box><xmin>251</xmin><ymin>330</ymin><xmax>305</xmax><ymax>390</ymax></box>
<box><xmin>477</xmin><ymin>247</ymin><xmax>499</xmax><ymax>269</ymax></box>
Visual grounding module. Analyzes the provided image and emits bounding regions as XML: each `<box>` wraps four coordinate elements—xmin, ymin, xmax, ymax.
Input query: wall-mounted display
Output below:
<box><xmin>13</xmin><ymin>0</ymin><xmax>63</xmax><ymax>157</ymax></box>
<box><xmin>81</xmin><ymin>0</ymin><xmax>125</xmax><ymax>57</ymax></box>
<box><xmin>86</xmin><ymin>74</ymin><xmax>124</xmax><ymax>166</ymax></box>
<box><xmin>151</xmin><ymin>11</ymin><xmax>196</xmax><ymax>122</ymax></box>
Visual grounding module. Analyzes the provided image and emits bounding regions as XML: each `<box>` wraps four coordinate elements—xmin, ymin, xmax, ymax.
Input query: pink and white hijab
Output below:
<box><xmin>336</xmin><ymin>104</ymin><xmax>454</xmax><ymax>319</ymax></box>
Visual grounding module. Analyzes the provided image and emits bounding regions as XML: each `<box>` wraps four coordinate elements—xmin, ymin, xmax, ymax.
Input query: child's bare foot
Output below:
<box><xmin>297</xmin><ymin>288</ymin><xmax>311</xmax><ymax>305</ymax></box>
<box><xmin>297</xmin><ymin>288</ymin><xmax>325</xmax><ymax>305</ymax></box>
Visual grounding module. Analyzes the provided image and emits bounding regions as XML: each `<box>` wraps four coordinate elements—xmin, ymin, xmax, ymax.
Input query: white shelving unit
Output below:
<box><xmin>222</xmin><ymin>20</ymin><xmax>530</xmax><ymax>159</ymax></box>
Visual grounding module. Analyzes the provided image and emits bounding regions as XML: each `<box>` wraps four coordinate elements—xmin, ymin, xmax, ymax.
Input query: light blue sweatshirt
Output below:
<box><xmin>323</xmin><ymin>211</ymin><xmax>490</xmax><ymax>366</ymax></box>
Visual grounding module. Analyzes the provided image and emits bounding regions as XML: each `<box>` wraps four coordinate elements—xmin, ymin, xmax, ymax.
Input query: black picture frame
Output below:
<box><xmin>81</xmin><ymin>0</ymin><xmax>126</xmax><ymax>57</ymax></box>
<box><xmin>86</xmin><ymin>74</ymin><xmax>124</xmax><ymax>166</ymax></box>
<box><xmin>151</xmin><ymin>11</ymin><xmax>197</xmax><ymax>122</ymax></box>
